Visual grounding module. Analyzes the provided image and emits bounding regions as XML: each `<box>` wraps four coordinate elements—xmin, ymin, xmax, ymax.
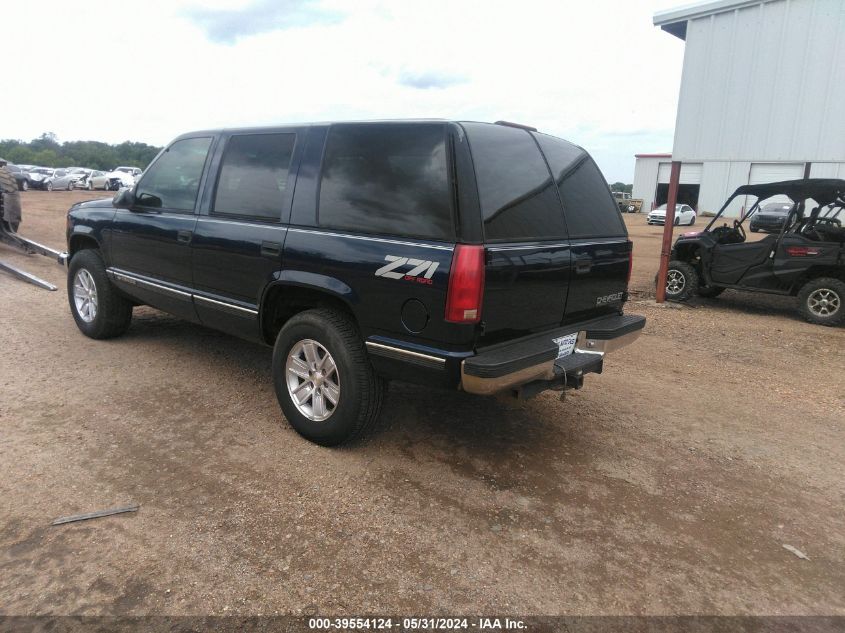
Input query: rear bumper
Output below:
<box><xmin>460</xmin><ymin>313</ymin><xmax>645</xmax><ymax>396</ymax></box>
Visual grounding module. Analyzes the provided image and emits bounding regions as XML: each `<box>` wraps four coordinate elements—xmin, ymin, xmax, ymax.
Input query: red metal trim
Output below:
<box><xmin>655</xmin><ymin>161</ymin><xmax>682</xmax><ymax>303</ymax></box>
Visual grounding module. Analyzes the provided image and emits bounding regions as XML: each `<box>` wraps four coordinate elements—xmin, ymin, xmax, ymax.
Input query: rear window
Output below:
<box><xmin>533</xmin><ymin>133</ymin><xmax>626</xmax><ymax>238</ymax></box>
<box><xmin>318</xmin><ymin>123</ymin><xmax>454</xmax><ymax>241</ymax></box>
<box><xmin>463</xmin><ymin>123</ymin><xmax>567</xmax><ymax>242</ymax></box>
<box><xmin>213</xmin><ymin>133</ymin><xmax>296</xmax><ymax>221</ymax></box>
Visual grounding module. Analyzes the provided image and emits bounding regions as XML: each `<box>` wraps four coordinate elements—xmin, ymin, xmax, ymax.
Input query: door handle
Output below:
<box><xmin>177</xmin><ymin>230</ymin><xmax>192</xmax><ymax>244</ymax></box>
<box><xmin>261</xmin><ymin>241</ymin><xmax>282</xmax><ymax>258</ymax></box>
<box><xmin>575</xmin><ymin>260</ymin><xmax>592</xmax><ymax>274</ymax></box>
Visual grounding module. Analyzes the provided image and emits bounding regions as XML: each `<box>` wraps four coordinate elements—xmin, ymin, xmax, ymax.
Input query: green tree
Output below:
<box><xmin>0</xmin><ymin>134</ymin><xmax>162</xmax><ymax>171</ymax></box>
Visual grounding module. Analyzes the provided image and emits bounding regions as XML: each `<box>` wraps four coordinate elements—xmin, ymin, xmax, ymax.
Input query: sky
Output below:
<box><xmin>3</xmin><ymin>0</ymin><xmax>688</xmax><ymax>182</ymax></box>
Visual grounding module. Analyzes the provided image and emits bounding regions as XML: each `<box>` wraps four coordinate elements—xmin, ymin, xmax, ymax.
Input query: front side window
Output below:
<box><xmin>318</xmin><ymin>123</ymin><xmax>453</xmax><ymax>240</ymax></box>
<box><xmin>462</xmin><ymin>123</ymin><xmax>567</xmax><ymax>242</ymax></box>
<box><xmin>213</xmin><ymin>133</ymin><xmax>296</xmax><ymax>221</ymax></box>
<box><xmin>534</xmin><ymin>133</ymin><xmax>626</xmax><ymax>238</ymax></box>
<box><xmin>135</xmin><ymin>137</ymin><xmax>212</xmax><ymax>211</ymax></box>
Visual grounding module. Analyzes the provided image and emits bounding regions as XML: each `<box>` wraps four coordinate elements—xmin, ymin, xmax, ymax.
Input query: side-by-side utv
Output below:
<box><xmin>660</xmin><ymin>178</ymin><xmax>845</xmax><ymax>326</ymax></box>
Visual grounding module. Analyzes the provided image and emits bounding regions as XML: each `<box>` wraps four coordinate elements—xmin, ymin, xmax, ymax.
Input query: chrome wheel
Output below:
<box><xmin>73</xmin><ymin>269</ymin><xmax>98</xmax><ymax>323</ymax></box>
<box><xmin>807</xmin><ymin>288</ymin><xmax>840</xmax><ymax>317</ymax></box>
<box><xmin>666</xmin><ymin>269</ymin><xmax>686</xmax><ymax>296</ymax></box>
<box><xmin>285</xmin><ymin>339</ymin><xmax>340</xmax><ymax>422</ymax></box>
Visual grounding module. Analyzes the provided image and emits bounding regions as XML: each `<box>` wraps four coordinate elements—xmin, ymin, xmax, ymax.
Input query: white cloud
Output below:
<box><xmin>1</xmin><ymin>0</ymin><xmax>686</xmax><ymax>181</ymax></box>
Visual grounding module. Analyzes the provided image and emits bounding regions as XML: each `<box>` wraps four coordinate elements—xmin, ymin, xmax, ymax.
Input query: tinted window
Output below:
<box><xmin>534</xmin><ymin>133</ymin><xmax>626</xmax><ymax>238</ymax></box>
<box><xmin>462</xmin><ymin>123</ymin><xmax>567</xmax><ymax>242</ymax></box>
<box><xmin>319</xmin><ymin>123</ymin><xmax>453</xmax><ymax>240</ymax></box>
<box><xmin>135</xmin><ymin>137</ymin><xmax>212</xmax><ymax>211</ymax></box>
<box><xmin>213</xmin><ymin>133</ymin><xmax>296</xmax><ymax>220</ymax></box>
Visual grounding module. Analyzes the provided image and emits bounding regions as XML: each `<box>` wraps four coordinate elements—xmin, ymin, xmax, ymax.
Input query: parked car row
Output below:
<box><xmin>7</xmin><ymin>164</ymin><xmax>143</xmax><ymax>192</ymax></box>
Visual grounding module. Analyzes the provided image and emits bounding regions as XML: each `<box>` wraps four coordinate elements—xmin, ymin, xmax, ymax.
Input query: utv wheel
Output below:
<box><xmin>797</xmin><ymin>278</ymin><xmax>845</xmax><ymax>326</ymax></box>
<box><xmin>697</xmin><ymin>285</ymin><xmax>725</xmax><ymax>298</ymax></box>
<box><xmin>272</xmin><ymin>309</ymin><xmax>386</xmax><ymax>446</ymax></box>
<box><xmin>657</xmin><ymin>260</ymin><xmax>698</xmax><ymax>302</ymax></box>
<box><xmin>67</xmin><ymin>249</ymin><xmax>133</xmax><ymax>339</ymax></box>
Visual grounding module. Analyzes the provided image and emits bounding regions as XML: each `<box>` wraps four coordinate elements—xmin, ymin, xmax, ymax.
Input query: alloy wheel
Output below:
<box><xmin>285</xmin><ymin>339</ymin><xmax>340</xmax><ymax>422</ymax></box>
<box><xmin>73</xmin><ymin>269</ymin><xmax>98</xmax><ymax>323</ymax></box>
<box><xmin>666</xmin><ymin>270</ymin><xmax>686</xmax><ymax>296</ymax></box>
<box><xmin>807</xmin><ymin>288</ymin><xmax>841</xmax><ymax>317</ymax></box>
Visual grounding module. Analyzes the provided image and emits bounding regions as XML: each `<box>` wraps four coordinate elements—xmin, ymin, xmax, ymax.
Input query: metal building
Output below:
<box><xmin>633</xmin><ymin>0</ymin><xmax>845</xmax><ymax>216</ymax></box>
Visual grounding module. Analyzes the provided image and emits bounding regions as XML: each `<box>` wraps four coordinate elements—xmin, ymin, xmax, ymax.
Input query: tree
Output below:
<box><xmin>0</xmin><ymin>134</ymin><xmax>161</xmax><ymax>170</ymax></box>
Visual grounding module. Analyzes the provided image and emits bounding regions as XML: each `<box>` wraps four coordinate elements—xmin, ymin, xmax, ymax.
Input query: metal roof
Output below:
<box><xmin>654</xmin><ymin>0</ymin><xmax>776</xmax><ymax>39</ymax></box>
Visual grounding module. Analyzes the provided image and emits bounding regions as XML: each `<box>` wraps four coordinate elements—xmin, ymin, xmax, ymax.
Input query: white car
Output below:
<box><xmin>647</xmin><ymin>203</ymin><xmax>697</xmax><ymax>226</ymax></box>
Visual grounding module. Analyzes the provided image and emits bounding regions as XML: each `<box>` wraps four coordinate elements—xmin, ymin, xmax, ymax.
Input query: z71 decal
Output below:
<box><xmin>375</xmin><ymin>256</ymin><xmax>439</xmax><ymax>285</ymax></box>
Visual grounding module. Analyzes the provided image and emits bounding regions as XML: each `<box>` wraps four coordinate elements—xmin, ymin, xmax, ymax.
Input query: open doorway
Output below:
<box><xmin>655</xmin><ymin>183</ymin><xmax>700</xmax><ymax>210</ymax></box>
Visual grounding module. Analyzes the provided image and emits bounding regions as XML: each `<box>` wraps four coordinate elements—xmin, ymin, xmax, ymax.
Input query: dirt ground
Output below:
<box><xmin>1</xmin><ymin>192</ymin><xmax>843</xmax><ymax>617</ymax></box>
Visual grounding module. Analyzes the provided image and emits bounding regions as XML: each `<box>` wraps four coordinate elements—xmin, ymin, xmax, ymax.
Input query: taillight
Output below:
<box><xmin>786</xmin><ymin>246</ymin><xmax>820</xmax><ymax>257</ymax></box>
<box><xmin>445</xmin><ymin>244</ymin><xmax>485</xmax><ymax>323</ymax></box>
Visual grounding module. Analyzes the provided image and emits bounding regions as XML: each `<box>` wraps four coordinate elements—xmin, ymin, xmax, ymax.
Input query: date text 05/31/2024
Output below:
<box><xmin>308</xmin><ymin>617</ymin><xmax>527</xmax><ymax>630</ymax></box>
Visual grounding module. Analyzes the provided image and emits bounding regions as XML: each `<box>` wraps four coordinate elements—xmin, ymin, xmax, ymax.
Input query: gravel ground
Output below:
<box><xmin>1</xmin><ymin>192</ymin><xmax>843</xmax><ymax>616</ymax></box>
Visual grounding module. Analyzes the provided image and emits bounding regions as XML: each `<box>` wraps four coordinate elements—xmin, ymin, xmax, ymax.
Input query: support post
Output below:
<box><xmin>655</xmin><ymin>160</ymin><xmax>681</xmax><ymax>303</ymax></box>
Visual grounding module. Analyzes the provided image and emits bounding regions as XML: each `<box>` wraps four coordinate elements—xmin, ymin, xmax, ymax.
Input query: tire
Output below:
<box><xmin>46</xmin><ymin>181</ymin><xmax>53</xmax><ymax>191</ymax></box>
<box><xmin>67</xmin><ymin>180</ymin><xmax>74</xmax><ymax>191</ymax></box>
<box><xmin>674</xmin><ymin>217</ymin><xmax>680</xmax><ymax>226</ymax></box>
<box><xmin>796</xmin><ymin>277</ymin><xmax>845</xmax><ymax>326</ymax></box>
<box><xmin>689</xmin><ymin>216</ymin><xmax>695</xmax><ymax>226</ymax></box>
<box><xmin>87</xmin><ymin>180</ymin><xmax>93</xmax><ymax>190</ymax></box>
<box><xmin>697</xmin><ymin>285</ymin><xmax>725</xmax><ymax>298</ymax></box>
<box><xmin>67</xmin><ymin>249</ymin><xmax>133</xmax><ymax>339</ymax></box>
<box><xmin>272</xmin><ymin>308</ymin><xmax>386</xmax><ymax>446</ymax></box>
<box><xmin>20</xmin><ymin>179</ymin><xmax>28</xmax><ymax>191</ymax></box>
<box><xmin>657</xmin><ymin>260</ymin><xmax>698</xmax><ymax>302</ymax></box>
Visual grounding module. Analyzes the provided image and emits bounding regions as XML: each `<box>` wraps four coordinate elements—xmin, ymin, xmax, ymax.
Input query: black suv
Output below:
<box><xmin>65</xmin><ymin>121</ymin><xmax>645</xmax><ymax>445</ymax></box>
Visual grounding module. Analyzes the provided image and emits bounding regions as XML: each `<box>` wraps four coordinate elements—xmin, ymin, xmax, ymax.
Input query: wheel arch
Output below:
<box><xmin>790</xmin><ymin>266</ymin><xmax>845</xmax><ymax>295</ymax></box>
<box><xmin>68</xmin><ymin>231</ymin><xmax>101</xmax><ymax>259</ymax></box>
<box><xmin>259</xmin><ymin>274</ymin><xmax>360</xmax><ymax>345</ymax></box>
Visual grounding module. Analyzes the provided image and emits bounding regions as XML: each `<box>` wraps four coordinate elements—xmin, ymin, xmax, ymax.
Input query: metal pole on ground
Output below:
<box><xmin>655</xmin><ymin>160</ymin><xmax>681</xmax><ymax>303</ymax></box>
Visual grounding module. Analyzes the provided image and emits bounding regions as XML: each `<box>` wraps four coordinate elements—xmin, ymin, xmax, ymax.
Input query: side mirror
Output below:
<box><xmin>113</xmin><ymin>188</ymin><xmax>136</xmax><ymax>209</ymax></box>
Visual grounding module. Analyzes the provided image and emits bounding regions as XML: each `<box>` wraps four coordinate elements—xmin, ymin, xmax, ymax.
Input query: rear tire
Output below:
<box><xmin>797</xmin><ymin>278</ymin><xmax>845</xmax><ymax>326</ymax></box>
<box><xmin>46</xmin><ymin>181</ymin><xmax>53</xmax><ymax>191</ymax></box>
<box><xmin>67</xmin><ymin>249</ymin><xmax>133</xmax><ymax>339</ymax></box>
<box><xmin>657</xmin><ymin>260</ymin><xmax>698</xmax><ymax>302</ymax></box>
<box><xmin>20</xmin><ymin>180</ymin><xmax>28</xmax><ymax>191</ymax></box>
<box><xmin>272</xmin><ymin>309</ymin><xmax>386</xmax><ymax>446</ymax></box>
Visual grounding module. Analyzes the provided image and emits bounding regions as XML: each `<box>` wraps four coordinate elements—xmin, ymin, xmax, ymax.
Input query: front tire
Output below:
<box><xmin>657</xmin><ymin>260</ymin><xmax>698</xmax><ymax>302</ymax></box>
<box><xmin>272</xmin><ymin>309</ymin><xmax>385</xmax><ymax>446</ymax></box>
<box><xmin>46</xmin><ymin>181</ymin><xmax>53</xmax><ymax>191</ymax></box>
<box><xmin>20</xmin><ymin>180</ymin><xmax>28</xmax><ymax>191</ymax></box>
<box><xmin>797</xmin><ymin>278</ymin><xmax>845</xmax><ymax>326</ymax></box>
<box><xmin>67</xmin><ymin>249</ymin><xmax>133</xmax><ymax>339</ymax></box>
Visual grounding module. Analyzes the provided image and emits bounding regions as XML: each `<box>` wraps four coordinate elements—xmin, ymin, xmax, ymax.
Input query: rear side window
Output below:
<box><xmin>534</xmin><ymin>133</ymin><xmax>626</xmax><ymax>238</ymax></box>
<box><xmin>318</xmin><ymin>123</ymin><xmax>453</xmax><ymax>240</ymax></box>
<box><xmin>463</xmin><ymin>123</ymin><xmax>567</xmax><ymax>242</ymax></box>
<box><xmin>213</xmin><ymin>133</ymin><xmax>296</xmax><ymax>221</ymax></box>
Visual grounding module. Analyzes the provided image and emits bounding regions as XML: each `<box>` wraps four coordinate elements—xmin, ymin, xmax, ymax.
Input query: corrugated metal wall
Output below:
<box><xmin>632</xmin><ymin>157</ymin><xmax>662</xmax><ymax>211</ymax></box>
<box><xmin>672</xmin><ymin>0</ymin><xmax>845</xmax><ymax>163</ymax></box>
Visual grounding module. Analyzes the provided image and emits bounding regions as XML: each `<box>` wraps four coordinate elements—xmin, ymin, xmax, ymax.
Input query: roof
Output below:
<box><xmin>731</xmin><ymin>179</ymin><xmax>845</xmax><ymax>204</ymax></box>
<box><xmin>654</xmin><ymin>0</ymin><xmax>774</xmax><ymax>40</ymax></box>
<box><xmin>635</xmin><ymin>153</ymin><xmax>672</xmax><ymax>159</ymax></box>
